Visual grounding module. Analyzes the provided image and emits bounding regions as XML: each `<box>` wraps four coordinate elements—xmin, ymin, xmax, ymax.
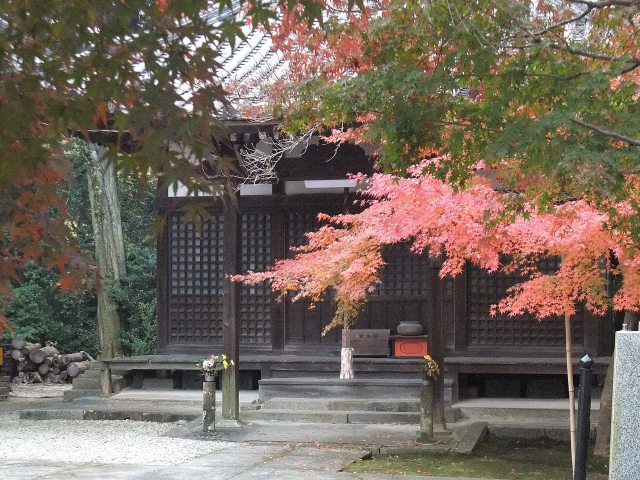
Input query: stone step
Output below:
<box><xmin>72</xmin><ymin>373</ymin><xmax>123</xmax><ymax>389</ymax></box>
<box><xmin>242</xmin><ymin>408</ymin><xmax>420</xmax><ymax>424</ymax></box>
<box><xmin>71</xmin><ymin>376</ymin><xmax>102</xmax><ymax>390</ymax></box>
<box><xmin>64</xmin><ymin>374</ymin><xmax>125</xmax><ymax>402</ymax></box>
<box><xmin>269</xmin><ymin>369</ymin><xmax>421</xmax><ymax>380</ymax></box>
<box><xmin>259</xmin><ymin>377</ymin><xmax>453</xmax><ymax>403</ymax></box>
<box><xmin>261</xmin><ymin>397</ymin><xmax>420</xmax><ymax>412</ymax></box>
<box><xmin>488</xmin><ymin>421</ymin><xmax>597</xmax><ymax>443</ymax></box>
<box><xmin>455</xmin><ymin>398</ymin><xmax>599</xmax><ymax>424</ymax></box>
<box><xmin>19</xmin><ymin>406</ymin><xmax>199</xmax><ymax>422</ymax></box>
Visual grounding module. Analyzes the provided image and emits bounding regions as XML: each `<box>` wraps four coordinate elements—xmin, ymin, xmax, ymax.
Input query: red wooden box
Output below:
<box><xmin>393</xmin><ymin>337</ymin><xmax>428</xmax><ymax>357</ymax></box>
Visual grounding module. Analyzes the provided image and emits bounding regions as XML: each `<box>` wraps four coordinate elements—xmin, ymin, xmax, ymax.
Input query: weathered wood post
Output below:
<box><xmin>564</xmin><ymin>313</ymin><xmax>577</xmax><ymax>473</ymax></box>
<box><xmin>101</xmin><ymin>363</ymin><xmax>113</xmax><ymax>396</ymax></box>
<box><xmin>428</xmin><ymin>273</ymin><xmax>446</xmax><ymax>432</ymax></box>
<box><xmin>222</xmin><ymin>195</ymin><xmax>240</xmax><ymax>421</ymax></box>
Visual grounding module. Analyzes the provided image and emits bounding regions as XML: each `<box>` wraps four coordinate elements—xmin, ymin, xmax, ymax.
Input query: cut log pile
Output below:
<box><xmin>1</xmin><ymin>345</ymin><xmax>10</xmax><ymax>400</ymax></box>
<box><xmin>8</xmin><ymin>337</ymin><xmax>94</xmax><ymax>385</ymax></box>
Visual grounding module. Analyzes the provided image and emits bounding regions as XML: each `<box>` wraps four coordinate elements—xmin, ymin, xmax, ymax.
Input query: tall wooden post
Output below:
<box><xmin>428</xmin><ymin>260</ymin><xmax>447</xmax><ymax>431</ymax></box>
<box><xmin>222</xmin><ymin>195</ymin><xmax>240</xmax><ymax>421</ymax></box>
<box><xmin>565</xmin><ymin>313</ymin><xmax>577</xmax><ymax>474</ymax></box>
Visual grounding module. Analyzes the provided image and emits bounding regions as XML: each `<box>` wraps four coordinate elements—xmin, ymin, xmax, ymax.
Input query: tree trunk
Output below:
<box><xmin>565</xmin><ymin>313</ymin><xmax>576</xmax><ymax>474</ymax></box>
<box><xmin>10</xmin><ymin>337</ymin><xmax>26</xmax><ymax>350</ymax></box>
<box><xmin>17</xmin><ymin>359</ymin><xmax>35</xmax><ymax>372</ymax></box>
<box><xmin>29</xmin><ymin>346</ymin><xmax>59</xmax><ymax>364</ymax></box>
<box><xmin>594</xmin><ymin>310</ymin><xmax>638</xmax><ymax>456</ymax></box>
<box><xmin>20</xmin><ymin>342</ymin><xmax>41</xmax><ymax>356</ymax></box>
<box><xmin>86</xmin><ymin>144</ymin><xmax>126</xmax><ymax>359</ymax></box>
<box><xmin>67</xmin><ymin>361</ymin><xmax>91</xmax><ymax>378</ymax></box>
<box><xmin>340</xmin><ymin>328</ymin><xmax>354</xmax><ymax>379</ymax></box>
<box><xmin>11</xmin><ymin>350</ymin><xmax>24</xmax><ymax>361</ymax></box>
<box><xmin>59</xmin><ymin>352</ymin><xmax>85</xmax><ymax>366</ymax></box>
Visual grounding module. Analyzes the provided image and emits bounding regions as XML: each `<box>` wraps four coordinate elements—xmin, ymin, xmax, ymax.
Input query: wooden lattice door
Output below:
<box><xmin>239</xmin><ymin>212</ymin><xmax>272</xmax><ymax>346</ymax></box>
<box><xmin>167</xmin><ymin>212</ymin><xmax>225</xmax><ymax>345</ymax></box>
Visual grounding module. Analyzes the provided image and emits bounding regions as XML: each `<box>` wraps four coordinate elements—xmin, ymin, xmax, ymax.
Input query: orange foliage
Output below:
<box><xmin>0</xmin><ymin>161</ymin><xmax>88</xmax><ymax>334</ymax></box>
<box><xmin>235</xmin><ymin>165</ymin><xmax>640</xmax><ymax>332</ymax></box>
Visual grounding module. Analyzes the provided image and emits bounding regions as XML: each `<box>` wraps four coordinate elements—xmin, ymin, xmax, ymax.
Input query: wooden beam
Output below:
<box><xmin>222</xmin><ymin>194</ymin><xmax>241</xmax><ymax>420</ymax></box>
<box><xmin>155</xmin><ymin>181</ymin><xmax>170</xmax><ymax>353</ymax></box>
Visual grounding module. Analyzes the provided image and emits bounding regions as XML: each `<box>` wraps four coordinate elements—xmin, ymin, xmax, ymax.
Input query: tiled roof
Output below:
<box><xmin>209</xmin><ymin>3</ymin><xmax>285</xmax><ymax>117</ymax></box>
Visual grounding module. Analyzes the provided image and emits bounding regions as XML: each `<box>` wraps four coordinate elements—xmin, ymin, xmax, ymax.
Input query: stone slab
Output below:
<box><xmin>63</xmin><ymin>390</ymin><xmax>103</xmax><ymax>402</ymax></box>
<box><xmin>19</xmin><ymin>408</ymin><xmax>84</xmax><ymax>420</ymax></box>
<box><xmin>243</xmin><ymin>409</ymin><xmax>349</xmax><ymax>423</ymax></box>
<box><xmin>137</xmin><ymin>466</ymin><xmax>247</xmax><ymax>480</ymax></box>
<box><xmin>346</xmin><ymin>411</ymin><xmax>419</xmax><ymax>424</ymax></box>
<box><xmin>263</xmin><ymin>397</ymin><xmax>420</xmax><ymax>412</ymax></box>
<box><xmin>0</xmin><ymin>462</ymin><xmax>74</xmax><ymax>479</ymax></box>
<box><xmin>610</xmin><ymin>331</ymin><xmax>640</xmax><ymax>480</ymax></box>
<box><xmin>453</xmin><ymin>422</ymin><xmax>487</xmax><ymax>454</ymax></box>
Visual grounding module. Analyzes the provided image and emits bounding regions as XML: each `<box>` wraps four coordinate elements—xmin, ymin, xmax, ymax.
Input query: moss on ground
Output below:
<box><xmin>346</xmin><ymin>437</ymin><xmax>608</xmax><ymax>479</ymax></box>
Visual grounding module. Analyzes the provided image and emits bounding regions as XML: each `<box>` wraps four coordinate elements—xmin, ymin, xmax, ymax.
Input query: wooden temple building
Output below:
<box><xmin>147</xmin><ymin>119</ymin><xmax>614</xmax><ymax>402</ymax></box>
<box><xmin>106</xmin><ymin>6</ymin><xmax>614</xmax><ymax>403</ymax></box>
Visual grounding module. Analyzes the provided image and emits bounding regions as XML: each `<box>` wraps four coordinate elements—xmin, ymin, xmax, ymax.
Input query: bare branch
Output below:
<box><xmin>528</xmin><ymin>6</ymin><xmax>593</xmax><ymax>38</ymax></box>
<box><xmin>569</xmin><ymin>0</ymin><xmax>637</xmax><ymax>7</ymax></box>
<box><xmin>511</xmin><ymin>40</ymin><xmax>640</xmax><ymax>67</ymax></box>
<box><xmin>571</xmin><ymin>117</ymin><xmax>640</xmax><ymax>147</ymax></box>
<box><xmin>620</xmin><ymin>58</ymin><xmax>640</xmax><ymax>75</ymax></box>
<box><xmin>236</xmin><ymin>124</ymin><xmax>321</xmax><ymax>185</ymax></box>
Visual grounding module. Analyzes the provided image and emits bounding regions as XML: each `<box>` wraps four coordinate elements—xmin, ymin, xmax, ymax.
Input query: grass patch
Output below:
<box><xmin>346</xmin><ymin>437</ymin><xmax>608</xmax><ymax>479</ymax></box>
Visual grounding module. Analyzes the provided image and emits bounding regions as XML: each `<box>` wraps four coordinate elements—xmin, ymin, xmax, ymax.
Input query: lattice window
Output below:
<box><xmin>240</xmin><ymin>212</ymin><xmax>272</xmax><ymax>345</ymax></box>
<box><xmin>372</xmin><ymin>244</ymin><xmax>428</xmax><ymax>297</ymax></box>
<box><xmin>467</xmin><ymin>260</ymin><xmax>583</xmax><ymax>347</ymax></box>
<box><xmin>286</xmin><ymin>210</ymin><xmax>319</xmax><ymax>251</ymax></box>
<box><xmin>168</xmin><ymin>212</ymin><xmax>224</xmax><ymax>344</ymax></box>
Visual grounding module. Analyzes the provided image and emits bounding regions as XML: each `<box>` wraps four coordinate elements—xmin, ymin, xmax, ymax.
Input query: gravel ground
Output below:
<box><xmin>0</xmin><ymin>418</ymin><xmax>232</xmax><ymax>465</ymax></box>
<box><xmin>9</xmin><ymin>383</ymin><xmax>71</xmax><ymax>398</ymax></box>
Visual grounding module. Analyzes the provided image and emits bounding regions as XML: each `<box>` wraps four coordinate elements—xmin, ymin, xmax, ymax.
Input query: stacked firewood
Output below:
<box><xmin>0</xmin><ymin>346</ymin><xmax>10</xmax><ymax>399</ymax></box>
<box><xmin>8</xmin><ymin>337</ymin><xmax>94</xmax><ymax>385</ymax></box>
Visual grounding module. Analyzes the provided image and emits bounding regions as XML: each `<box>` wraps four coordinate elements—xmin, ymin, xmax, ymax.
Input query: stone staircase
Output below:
<box><xmin>242</xmin><ymin>397</ymin><xmax>424</xmax><ymax>424</ymax></box>
<box><xmin>244</xmin><ymin>376</ymin><xmax>459</xmax><ymax>424</ymax></box>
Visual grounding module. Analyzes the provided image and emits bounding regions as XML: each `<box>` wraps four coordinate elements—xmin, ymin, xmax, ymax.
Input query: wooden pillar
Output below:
<box><xmin>428</xmin><ymin>260</ymin><xmax>446</xmax><ymax>430</ymax></box>
<box><xmin>270</xmin><ymin>207</ymin><xmax>285</xmax><ymax>352</ymax></box>
<box><xmin>155</xmin><ymin>181</ymin><xmax>169</xmax><ymax>353</ymax></box>
<box><xmin>101</xmin><ymin>364</ymin><xmax>112</xmax><ymax>396</ymax></box>
<box><xmin>222</xmin><ymin>195</ymin><xmax>240</xmax><ymax>420</ymax></box>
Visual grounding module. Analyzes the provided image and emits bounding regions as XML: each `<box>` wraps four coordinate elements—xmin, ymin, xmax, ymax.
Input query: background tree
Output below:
<box><xmin>0</xmin><ymin>0</ymin><xmax>325</xmax><ymax>333</ymax></box>
<box><xmin>270</xmin><ymin>0</ymin><xmax>639</xmax><ymax>217</ymax></box>
<box><xmin>1</xmin><ymin>139</ymin><xmax>158</xmax><ymax>357</ymax></box>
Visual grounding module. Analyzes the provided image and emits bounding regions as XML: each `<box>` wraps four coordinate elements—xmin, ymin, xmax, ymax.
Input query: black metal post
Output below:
<box><xmin>574</xmin><ymin>354</ymin><xmax>594</xmax><ymax>480</ymax></box>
